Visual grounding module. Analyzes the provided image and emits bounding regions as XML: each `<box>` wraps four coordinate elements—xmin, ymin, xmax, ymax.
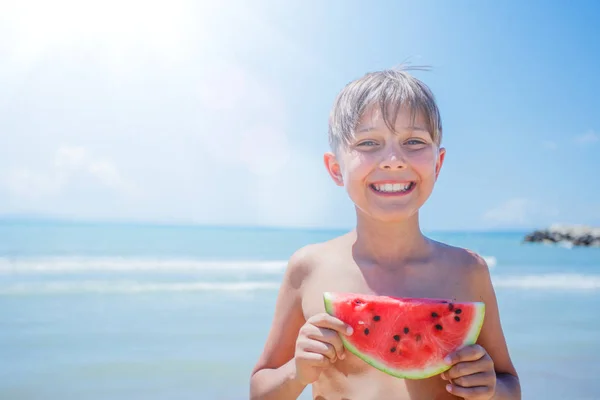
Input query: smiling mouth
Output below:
<box><xmin>369</xmin><ymin>182</ymin><xmax>416</xmax><ymax>195</ymax></box>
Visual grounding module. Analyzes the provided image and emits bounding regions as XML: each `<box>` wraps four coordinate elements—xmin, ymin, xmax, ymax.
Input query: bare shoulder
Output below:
<box><xmin>284</xmin><ymin>242</ymin><xmax>320</xmax><ymax>284</ymax></box>
<box><xmin>287</xmin><ymin>231</ymin><xmax>353</xmax><ymax>274</ymax></box>
<box><xmin>432</xmin><ymin>239</ymin><xmax>491</xmax><ymax>276</ymax></box>
<box><xmin>284</xmin><ymin>234</ymin><xmax>348</xmax><ymax>280</ymax></box>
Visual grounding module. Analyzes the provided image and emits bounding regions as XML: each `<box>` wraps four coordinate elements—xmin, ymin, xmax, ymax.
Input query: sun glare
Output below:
<box><xmin>1</xmin><ymin>0</ymin><xmax>209</xmax><ymax>67</ymax></box>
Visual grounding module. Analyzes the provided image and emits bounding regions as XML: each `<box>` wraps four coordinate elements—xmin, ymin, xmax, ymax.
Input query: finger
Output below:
<box><xmin>300</xmin><ymin>351</ymin><xmax>331</xmax><ymax>368</ymax></box>
<box><xmin>308</xmin><ymin>313</ymin><xmax>354</xmax><ymax>336</ymax></box>
<box><xmin>446</xmin><ymin>383</ymin><xmax>494</xmax><ymax>399</ymax></box>
<box><xmin>445</xmin><ymin>344</ymin><xmax>487</xmax><ymax>365</ymax></box>
<box><xmin>302</xmin><ymin>338</ymin><xmax>338</xmax><ymax>362</ymax></box>
<box><xmin>444</xmin><ymin>358</ymin><xmax>494</xmax><ymax>380</ymax></box>
<box><xmin>448</xmin><ymin>372</ymin><xmax>495</xmax><ymax>388</ymax></box>
<box><xmin>306</xmin><ymin>326</ymin><xmax>346</xmax><ymax>360</ymax></box>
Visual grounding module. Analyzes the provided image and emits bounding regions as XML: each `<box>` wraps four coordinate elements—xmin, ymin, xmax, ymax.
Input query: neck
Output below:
<box><xmin>351</xmin><ymin>210</ymin><xmax>430</xmax><ymax>267</ymax></box>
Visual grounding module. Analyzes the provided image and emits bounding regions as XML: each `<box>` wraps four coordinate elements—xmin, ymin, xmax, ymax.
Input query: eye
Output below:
<box><xmin>357</xmin><ymin>140</ymin><xmax>378</xmax><ymax>147</ymax></box>
<box><xmin>405</xmin><ymin>139</ymin><xmax>427</xmax><ymax>145</ymax></box>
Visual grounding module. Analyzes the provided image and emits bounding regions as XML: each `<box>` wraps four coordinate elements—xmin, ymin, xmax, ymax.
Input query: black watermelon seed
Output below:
<box><xmin>390</xmin><ymin>347</ymin><xmax>396</xmax><ymax>353</ymax></box>
<box><xmin>455</xmin><ymin>309</ymin><xmax>462</xmax><ymax>314</ymax></box>
<box><xmin>431</xmin><ymin>312</ymin><xmax>439</xmax><ymax>318</ymax></box>
<box><xmin>448</xmin><ymin>303</ymin><xmax>454</xmax><ymax>311</ymax></box>
<box><xmin>403</xmin><ymin>327</ymin><xmax>409</xmax><ymax>334</ymax></box>
<box><xmin>373</xmin><ymin>315</ymin><xmax>381</xmax><ymax>321</ymax></box>
<box><xmin>435</xmin><ymin>324</ymin><xmax>443</xmax><ymax>330</ymax></box>
<box><xmin>415</xmin><ymin>334</ymin><xmax>422</xmax><ymax>342</ymax></box>
<box><xmin>454</xmin><ymin>316</ymin><xmax>461</xmax><ymax>322</ymax></box>
<box><xmin>364</xmin><ymin>328</ymin><xmax>370</xmax><ymax>335</ymax></box>
<box><xmin>354</xmin><ymin>299</ymin><xmax>363</xmax><ymax>305</ymax></box>
<box><xmin>393</xmin><ymin>335</ymin><xmax>400</xmax><ymax>341</ymax></box>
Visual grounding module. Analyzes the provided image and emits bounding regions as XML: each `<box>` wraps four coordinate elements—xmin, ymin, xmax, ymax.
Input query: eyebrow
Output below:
<box><xmin>356</xmin><ymin>125</ymin><xmax>429</xmax><ymax>133</ymax></box>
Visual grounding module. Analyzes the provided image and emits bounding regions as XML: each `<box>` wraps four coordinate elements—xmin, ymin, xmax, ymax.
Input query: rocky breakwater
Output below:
<box><xmin>524</xmin><ymin>224</ymin><xmax>600</xmax><ymax>247</ymax></box>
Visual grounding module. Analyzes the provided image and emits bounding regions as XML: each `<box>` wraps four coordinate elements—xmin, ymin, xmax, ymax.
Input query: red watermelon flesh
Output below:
<box><xmin>323</xmin><ymin>292</ymin><xmax>485</xmax><ymax>379</ymax></box>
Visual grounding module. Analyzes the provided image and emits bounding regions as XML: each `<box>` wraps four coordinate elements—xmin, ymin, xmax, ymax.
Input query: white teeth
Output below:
<box><xmin>373</xmin><ymin>183</ymin><xmax>413</xmax><ymax>193</ymax></box>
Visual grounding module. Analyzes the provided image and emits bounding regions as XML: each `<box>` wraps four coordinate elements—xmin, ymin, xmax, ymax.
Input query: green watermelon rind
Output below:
<box><xmin>323</xmin><ymin>292</ymin><xmax>486</xmax><ymax>380</ymax></box>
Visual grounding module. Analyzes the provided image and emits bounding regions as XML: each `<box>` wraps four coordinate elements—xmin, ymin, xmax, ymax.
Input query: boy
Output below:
<box><xmin>249</xmin><ymin>67</ymin><xmax>521</xmax><ymax>400</ymax></box>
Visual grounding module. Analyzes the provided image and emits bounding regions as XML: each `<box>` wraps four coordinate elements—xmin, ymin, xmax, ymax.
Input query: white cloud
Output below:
<box><xmin>482</xmin><ymin>198</ymin><xmax>559</xmax><ymax>227</ymax></box>
<box><xmin>3</xmin><ymin>168</ymin><xmax>64</xmax><ymax>199</ymax></box>
<box><xmin>87</xmin><ymin>161</ymin><xmax>127</xmax><ymax>189</ymax></box>
<box><xmin>54</xmin><ymin>146</ymin><xmax>88</xmax><ymax>169</ymax></box>
<box><xmin>575</xmin><ymin>131</ymin><xmax>599</xmax><ymax>145</ymax></box>
<box><xmin>482</xmin><ymin>198</ymin><xmax>531</xmax><ymax>225</ymax></box>
<box><xmin>2</xmin><ymin>145</ymin><xmax>130</xmax><ymax>200</ymax></box>
<box><xmin>541</xmin><ymin>131</ymin><xmax>598</xmax><ymax>150</ymax></box>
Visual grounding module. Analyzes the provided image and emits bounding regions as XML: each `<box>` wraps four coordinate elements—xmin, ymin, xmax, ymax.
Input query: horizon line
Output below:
<box><xmin>0</xmin><ymin>214</ymin><xmax>544</xmax><ymax>233</ymax></box>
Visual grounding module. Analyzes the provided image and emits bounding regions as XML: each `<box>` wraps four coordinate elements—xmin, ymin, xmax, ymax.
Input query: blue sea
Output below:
<box><xmin>1</xmin><ymin>220</ymin><xmax>599</xmax><ymax>400</ymax></box>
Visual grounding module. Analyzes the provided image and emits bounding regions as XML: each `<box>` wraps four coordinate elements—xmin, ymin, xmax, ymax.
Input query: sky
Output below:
<box><xmin>1</xmin><ymin>0</ymin><xmax>599</xmax><ymax>231</ymax></box>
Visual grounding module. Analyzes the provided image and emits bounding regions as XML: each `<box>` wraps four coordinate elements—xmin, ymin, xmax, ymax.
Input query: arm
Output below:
<box><xmin>471</xmin><ymin>253</ymin><xmax>521</xmax><ymax>400</ymax></box>
<box><xmin>249</xmin><ymin>248</ymin><xmax>311</xmax><ymax>400</ymax></box>
<box><xmin>250</xmin><ymin>359</ymin><xmax>306</xmax><ymax>400</ymax></box>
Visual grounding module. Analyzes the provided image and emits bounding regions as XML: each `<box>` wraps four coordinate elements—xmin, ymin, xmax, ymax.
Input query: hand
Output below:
<box><xmin>294</xmin><ymin>313</ymin><xmax>354</xmax><ymax>385</ymax></box>
<box><xmin>440</xmin><ymin>344</ymin><xmax>496</xmax><ymax>399</ymax></box>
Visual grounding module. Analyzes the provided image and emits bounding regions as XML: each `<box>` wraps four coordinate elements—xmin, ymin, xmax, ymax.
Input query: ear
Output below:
<box><xmin>435</xmin><ymin>147</ymin><xmax>446</xmax><ymax>181</ymax></box>
<box><xmin>324</xmin><ymin>152</ymin><xmax>344</xmax><ymax>186</ymax></box>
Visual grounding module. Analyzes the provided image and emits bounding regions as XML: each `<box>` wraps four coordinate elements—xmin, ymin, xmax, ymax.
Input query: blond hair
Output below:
<box><xmin>328</xmin><ymin>66</ymin><xmax>442</xmax><ymax>151</ymax></box>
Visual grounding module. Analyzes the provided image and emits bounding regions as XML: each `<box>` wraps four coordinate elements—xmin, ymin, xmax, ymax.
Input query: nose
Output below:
<box><xmin>379</xmin><ymin>147</ymin><xmax>407</xmax><ymax>170</ymax></box>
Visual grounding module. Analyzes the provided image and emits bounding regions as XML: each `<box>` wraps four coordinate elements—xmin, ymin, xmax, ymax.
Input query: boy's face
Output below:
<box><xmin>325</xmin><ymin>105</ymin><xmax>445</xmax><ymax>223</ymax></box>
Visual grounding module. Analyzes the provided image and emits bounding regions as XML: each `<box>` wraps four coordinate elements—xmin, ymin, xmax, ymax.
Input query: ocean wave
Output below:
<box><xmin>1</xmin><ymin>273</ymin><xmax>597</xmax><ymax>295</ymax></box>
<box><xmin>493</xmin><ymin>274</ymin><xmax>600</xmax><ymax>290</ymax></box>
<box><xmin>0</xmin><ymin>255</ymin><xmax>498</xmax><ymax>274</ymax></box>
<box><xmin>0</xmin><ymin>257</ymin><xmax>287</xmax><ymax>274</ymax></box>
<box><xmin>0</xmin><ymin>280</ymin><xmax>280</xmax><ymax>295</ymax></box>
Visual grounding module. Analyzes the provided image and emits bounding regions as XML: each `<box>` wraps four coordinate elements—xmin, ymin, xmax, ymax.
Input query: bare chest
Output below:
<box><xmin>301</xmin><ymin>259</ymin><xmax>470</xmax><ymax>320</ymax></box>
<box><xmin>300</xmin><ymin>259</ymin><xmax>474</xmax><ymax>400</ymax></box>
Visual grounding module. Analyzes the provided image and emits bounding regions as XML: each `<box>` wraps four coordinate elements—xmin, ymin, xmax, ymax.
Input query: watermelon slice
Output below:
<box><xmin>323</xmin><ymin>292</ymin><xmax>485</xmax><ymax>379</ymax></box>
